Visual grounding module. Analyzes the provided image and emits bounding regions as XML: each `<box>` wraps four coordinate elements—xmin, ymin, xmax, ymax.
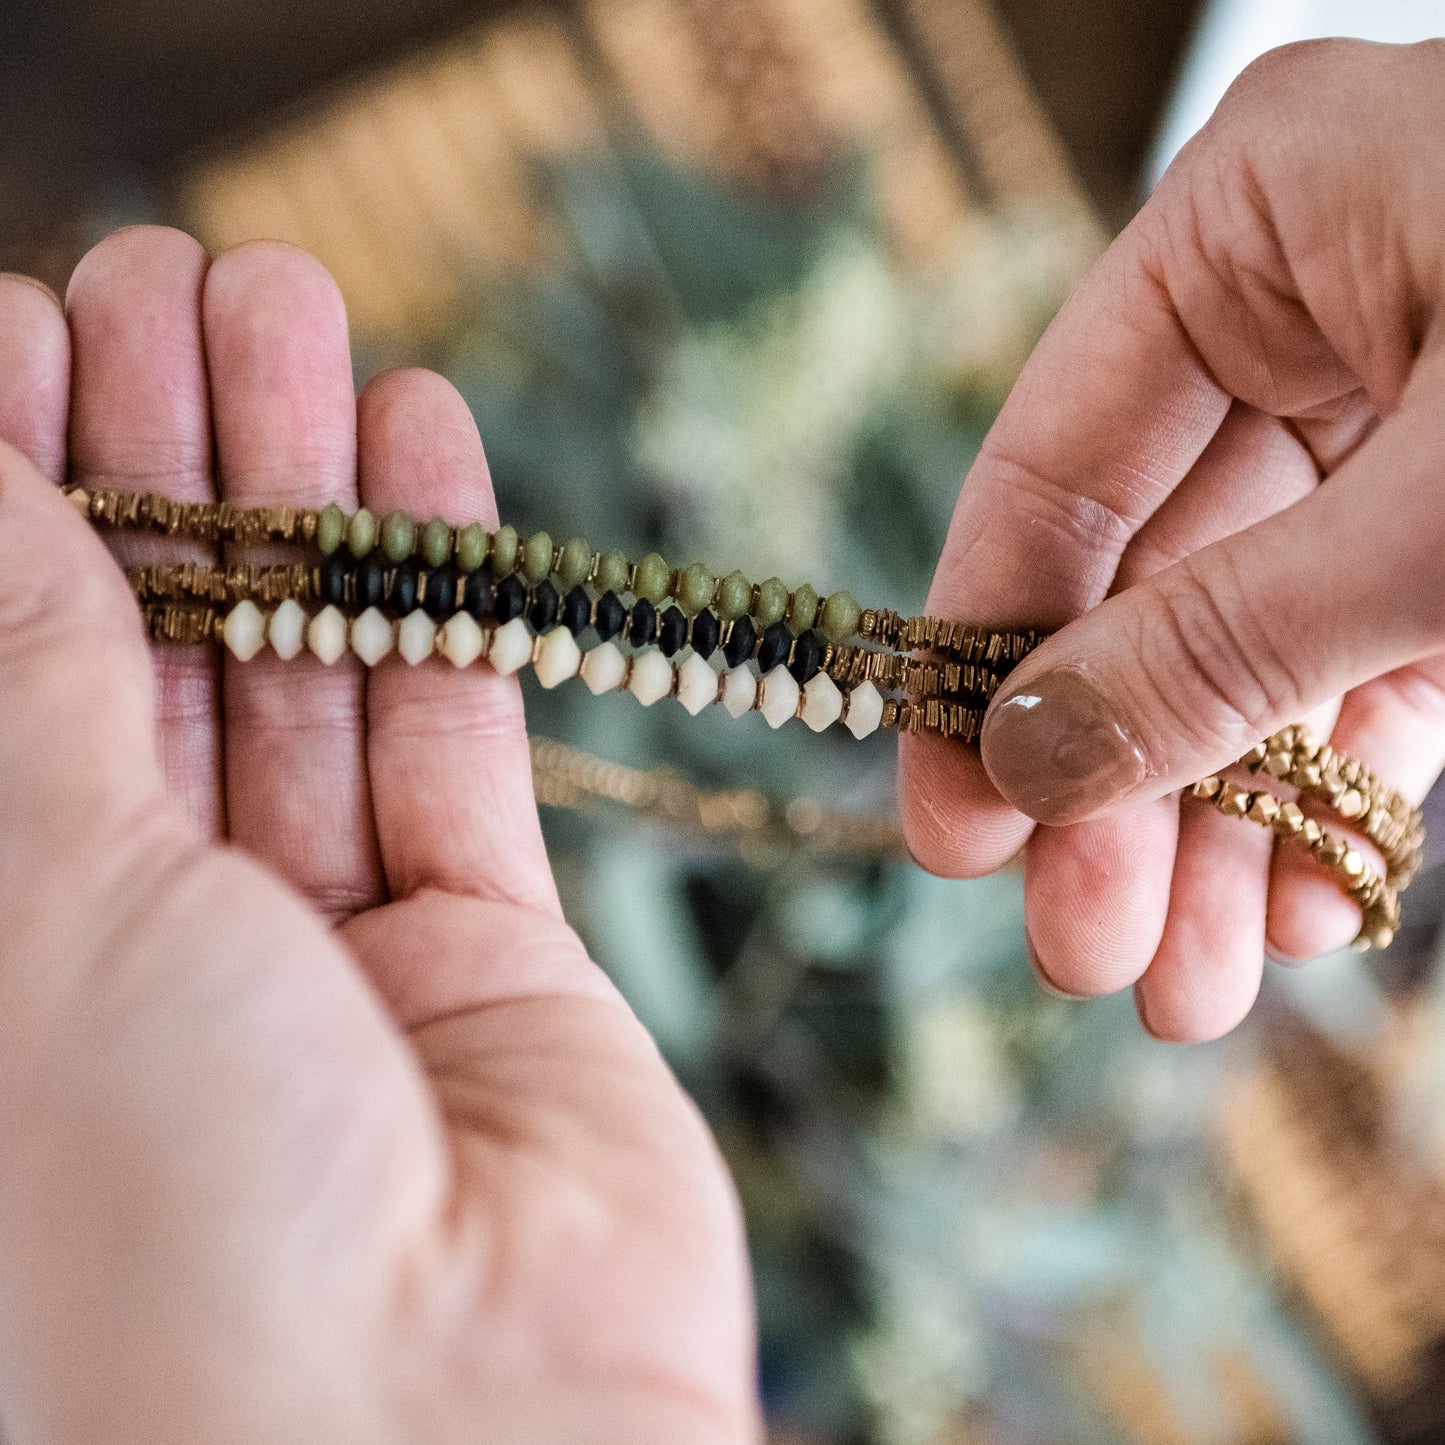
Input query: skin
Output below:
<box><xmin>1</xmin><ymin>34</ymin><xmax>1443</xmax><ymax>1439</ymax></box>
<box><xmin>902</xmin><ymin>38</ymin><xmax>1445</xmax><ymax>1044</ymax></box>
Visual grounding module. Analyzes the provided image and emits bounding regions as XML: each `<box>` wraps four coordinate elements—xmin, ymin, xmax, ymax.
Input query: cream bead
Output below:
<box><xmin>222</xmin><ymin>599</ymin><xmax>266</xmax><ymax>662</ymax></box>
<box><xmin>440</xmin><ymin>612</ymin><xmax>485</xmax><ymax>668</ymax></box>
<box><xmin>307</xmin><ymin>604</ymin><xmax>348</xmax><ymax>665</ymax></box>
<box><xmin>397</xmin><ymin>610</ymin><xmax>437</xmax><ymax>666</ymax></box>
<box><xmin>800</xmin><ymin>672</ymin><xmax>843</xmax><ymax>732</ymax></box>
<box><xmin>843</xmin><ymin>679</ymin><xmax>884</xmax><ymax>739</ymax></box>
<box><xmin>267</xmin><ymin>598</ymin><xmax>306</xmax><ymax>661</ymax></box>
<box><xmin>675</xmin><ymin>653</ymin><xmax>717</xmax><ymax>716</ymax></box>
<box><xmin>720</xmin><ymin>666</ymin><xmax>757</xmax><ymax>719</ymax></box>
<box><xmin>350</xmin><ymin>607</ymin><xmax>394</xmax><ymax>666</ymax></box>
<box><xmin>488</xmin><ymin>616</ymin><xmax>533</xmax><ymax>676</ymax></box>
<box><xmin>534</xmin><ymin>628</ymin><xmax>582</xmax><ymax>688</ymax></box>
<box><xmin>581</xmin><ymin>641</ymin><xmax>627</xmax><ymax>695</ymax></box>
<box><xmin>628</xmin><ymin>649</ymin><xmax>674</xmax><ymax>707</ymax></box>
<box><xmin>758</xmin><ymin>665</ymin><xmax>799</xmax><ymax>729</ymax></box>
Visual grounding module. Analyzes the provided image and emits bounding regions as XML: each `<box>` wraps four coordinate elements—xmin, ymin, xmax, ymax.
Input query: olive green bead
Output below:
<box><xmin>557</xmin><ymin>537</ymin><xmax>592</xmax><ymax>589</ymax></box>
<box><xmin>491</xmin><ymin>524</ymin><xmax>519</xmax><ymax>576</ymax></box>
<box><xmin>677</xmin><ymin>563</ymin><xmax>715</xmax><ymax>615</ymax></box>
<box><xmin>632</xmin><ymin>552</ymin><xmax>671</xmax><ymax>603</ymax></box>
<box><xmin>421</xmin><ymin>516</ymin><xmax>453</xmax><ymax>569</ymax></box>
<box><xmin>755</xmin><ymin>576</ymin><xmax>789</xmax><ymax>628</ymax></box>
<box><xmin>716</xmin><ymin>570</ymin><xmax>752</xmax><ymax>621</ymax></box>
<box><xmin>380</xmin><ymin>510</ymin><xmax>417</xmax><ymax>563</ymax></box>
<box><xmin>819</xmin><ymin>590</ymin><xmax>862</xmax><ymax>644</ymax></box>
<box><xmin>521</xmin><ymin>531</ymin><xmax>554</xmax><ymax>584</ymax></box>
<box><xmin>594</xmin><ymin>550</ymin><xmax>630</xmax><ymax>595</ymax></box>
<box><xmin>787</xmin><ymin>583</ymin><xmax>819</xmax><ymax>633</ymax></box>
<box><xmin>455</xmin><ymin>522</ymin><xmax>489</xmax><ymax>573</ymax></box>
<box><xmin>347</xmin><ymin>507</ymin><xmax>378</xmax><ymax>558</ymax></box>
<box><xmin>316</xmin><ymin>501</ymin><xmax>346</xmax><ymax>556</ymax></box>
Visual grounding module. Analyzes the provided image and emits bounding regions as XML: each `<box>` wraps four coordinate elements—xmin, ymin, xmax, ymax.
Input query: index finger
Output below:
<box><xmin>901</xmin><ymin>220</ymin><xmax>1229</xmax><ymax>876</ymax></box>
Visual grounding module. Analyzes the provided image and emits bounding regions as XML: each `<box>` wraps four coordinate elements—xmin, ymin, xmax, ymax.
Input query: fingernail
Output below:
<box><xmin>1025</xmin><ymin>927</ymin><xmax>1079</xmax><ymax>1000</ymax></box>
<box><xmin>1133</xmin><ymin>984</ymin><xmax>1165</xmax><ymax>1041</ymax></box>
<box><xmin>982</xmin><ymin>666</ymin><xmax>1147</xmax><ymax>825</ymax></box>
<box><xmin>0</xmin><ymin>272</ymin><xmax>62</xmax><ymax>306</ymax></box>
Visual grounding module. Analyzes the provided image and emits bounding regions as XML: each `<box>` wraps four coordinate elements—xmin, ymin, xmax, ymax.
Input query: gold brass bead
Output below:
<box><xmin>1191</xmin><ymin>776</ymin><xmax>1223</xmax><ymax>800</ymax></box>
<box><xmin>1247</xmin><ymin>793</ymin><xmax>1280</xmax><ymax>826</ymax></box>
<box><xmin>1217</xmin><ymin>784</ymin><xmax>1250</xmax><ymax>817</ymax></box>
<box><xmin>1273</xmin><ymin>801</ymin><xmax>1305</xmax><ymax>836</ymax></box>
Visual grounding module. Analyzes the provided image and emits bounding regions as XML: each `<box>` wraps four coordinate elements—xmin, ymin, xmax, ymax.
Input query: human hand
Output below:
<box><xmin>0</xmin><ymin>230</ymin><xmax>757</xmax><ymax>1444</ymax></box>
<box><xmin>902</xmin><ymin>38</ymin><xmax>1445</xmax><ymax>1042</ymax></box>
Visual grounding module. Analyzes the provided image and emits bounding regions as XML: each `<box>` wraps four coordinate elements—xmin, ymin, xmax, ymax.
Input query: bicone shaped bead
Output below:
<box><xmin>493</xmin><ymin>573</ymin><xmax>528</xmax><ymax>623</ymax></box>
<box><xmin>529</xmin><ymin>580</ymin><xmax>560</xmax><ymax>632</ymax></box>
<box><xmin>350</xmin><ymin>607</ymin><xmax>394</xmax><ymax>666</ymax></box>
<box><xmin>422</xmin><ymin>565</ymin><xmax>458</xmax><ymax>620</ymax></box>
<box><xmin>557</xmin><ymin>537</ymin><xmax>592</xmax><ymax>588</ymax></box>
<box><xmin>723</xmin><ymin>615</ymin><xmax>756</xmax><ymax>668</ymax></box>
<box><xmin>316</xmin><ymin>501</ymin><xmax>346</xmax><ymax>555</ymax></box>
<box><xmin>676</xmin><ymin>653</ymin><xmax>717</xmax><ymax>716</ymax></box>
<box><xmin>488</xmin><ymin>616</ymin><xmax>533</xmax><ymax>676</ymax></box>
<box><xmin>757</xmin><ymin>621</ymin><xmax>791</xmax><ymax>672</ymax></box>
<box><xmin>381</xmin><ymin>510</ymin><xmax>417</xmax><ymax>563</ymax></box>
<box><xmin>632</xmin><ymin>552</ymin><xmax>671</xmax><ymax>604</ymax></box>
<box><xmin>721</xmin><ymin>666</ymin><xmax>758</xmax><ymax>719</ymax></box>
<box><xmin>521</xmin><ymin>531</ymin><xmax>554</xmax><ymax>584</ymax></box>
<box><xmin>594</xmin><ymin>591</ymin><xmax>626</xmax><ymax>641</ymax></box>
<box><xmin>560</xmin><ymin>585</ymin><xmax>590</xmax><ymax>636</ymax></box>
<box><xmin>759</xmin><ymin>665</ymin><xmax>800</xmax><ymax>728</ymax></box>
<box><xmin>755</xmin><ymin>576</ymin><xmax>789</xmax><ymax>628</ymax></box>
<box><xmin>422</xmin><ymin>516</ymin><xmax>453</xmax><ymax>569</ymax></box>
<box><xmin>307</xmin><ymin>604</ymin><xmax>349</xmax><ymax>665</ymax></box>
<box><xmin>819</xmin><ymin>590</ymin><xmax>862</xmax><ymax>644</ymax></box>
<box><xmin>676</xmin><ymin>563</ymin><xmax>715</xmax><ymax>615</ymax></box>
<box><xmin>347</xmin><ymin>506</ymin><xmax>378</xmax><ymax>558</ymax></box>
<box><xmin>581</xmin><ymin>640</ymin><xmax>627</xmax><ymax>695</ymax></box>
<box><xmin>628</xmin><ymin>598</ymin><xmax>658</xmax><ymax>648</ymax></box>
<box><xmin>223</xmin><ymin>599</ymin><xmax>266</xmax><ymax>661</ymax></box>
<box><xmin>388</xmin><ymin>560</ymin><xmax>420</xmax><ymax>618</ymax></box>
<box><xmin>490</xmin><ymin>524</ymin><xmax>519</xmax><ymax>576</ymax></box>
<box><xmin>397</xmin><ymin>610</ymin><xmax>438</xmax><ymax>666</ymax></box>
<box><xmin>628</xmin><ymin>649</ymin><xmax>674</xmax><ymax>706</ymax></box>
<box><xmin>843</xmin><ymin>679</ymin><xmax>884</xmax><ymax>739</ymax></box>
<box><xmin>268</xmin><ymin>598</ymin><xmax>307</xmax><ymax>661</ymax></box>
<box><xmin>657</xmin><ymin>606</ymin><xmax>688</xmax><ymax>657</ymax></box>
<box><xmin>716</xmin><ymin>569</ymin><xmax>752</xmax><ymax>621</ymax></box>
<box><xmin>463</xmin><ymin>570</ymin><xmax>494</xmax><ymax>620</ymax></box>
<box><xmin>594</xmin><ymin>550</ymin><xmax>630</xmax><ymax>595</ymax></box>
<box><xmin>534</xmin><ymin>626</ymin><xmax>582</xmax><ymax>688</ymax></box>
<box><xmin>319</xmin><ymin>554</ymin><xmax>349</xmax><ymax>608</ymax></box>
<box><xmin>439</xmin><ymin>611</ymin><xmax>485</xmax><ymax>668</ymax></box>
<box><xmin>800</xmin><ymin>672</ymin><xmax>843</xmax><ymax>732</ymax></box>
<box><xmin>456</xmin><ymin>522</ymin><xmax>489</xmax><ymax>573</ymax></box>
<box><xmin>690</xmin><ymin>608</ymin><xmax>720</xmax><ymax>659</ymax></box>
<box><xmin>788</xmin><ymin>630</ymin><xmax>823</xmax><ymax>684</ymax></box>
<box><xmin>355</xmin><ymin>555</ymin><xmax>385</xmax><ymax>611</ymax></box>
<box><xmin>787</xmin><ymin>583</ymin><xmax>819</xmax><ymax>633</ymax></box>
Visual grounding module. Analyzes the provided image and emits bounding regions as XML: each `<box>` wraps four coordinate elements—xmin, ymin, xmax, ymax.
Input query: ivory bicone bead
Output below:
<box><xmin>720</xmin><ymin>666</ymin><xmax>758</xmax><ymax>719</ymax></box>
<box><xmin>534</xmin><ymin>627</ymin><xmax>582</xmax><ymax>688</ymax></box>
<box><xmin>268</xmin><ymin>598</ymin><xmax>307</xmax><ymax>660</ymax></box>
<box><xmin>222</xmin><ymin>600</ymin><xmax>266</xmax><ymax>662</ymax></box>
<box><xmin>350</xmin><ymin>607</ymin><xmax>394</xmax><ymax>666</ymax></box>
<box><xmin>676</xmin><ymin>653</ymin><xmax>717</xmax><ymax>715</ymax></box>
<box><xmin>800</xmin><ymin>672</ymin><xmax>843</xmax><ymax>732</ymax></box>
<box><xmin>628</xmin><ymin>649</ymin><xmax>674</xmax><ymax>706</ymax></box>
<box><xmin>843</xmin><ymin>680</ymin><xmax>884</xmax><ymax>739</ymax></box>
<box><xmin>488</xmin><ymin>616</ymin><xmax>533</xmax><ymax>675</ymax></box>
<box><xmin>397</xmin><ymin>610</ymin><xmax>438</xmax><ymax>666</ymax></box>
<box><xmin>307</xmin><ymin>604</ymin><xmax>349</xmax><ymax>665</ymax></box>
<box><xmin>581</xmin><ymin>640</ymin><xmax>627</xmax><ymax>695</ymax></box>
<box><xmin>440</xmin><ymin>612</ymin><xmax>485</xmax><ymax>668</ymax></box>
<box><xmin>759</xmin><ymin>665</ymin><xmax>800</xmax><ymax>728</ymax></box>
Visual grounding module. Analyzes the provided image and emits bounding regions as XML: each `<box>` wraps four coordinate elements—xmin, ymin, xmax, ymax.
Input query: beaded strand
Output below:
<box><xmin>79</xmin><ymin>486</ymin><xmax>1424</xmax><ymax>949</ymax></box>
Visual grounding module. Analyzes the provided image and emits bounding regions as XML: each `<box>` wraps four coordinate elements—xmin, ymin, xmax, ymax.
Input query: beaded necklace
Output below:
<box><xmin>72</xmin><ymin>485</ymin><xmax>1423</xmax><ymax>950</ymax></box>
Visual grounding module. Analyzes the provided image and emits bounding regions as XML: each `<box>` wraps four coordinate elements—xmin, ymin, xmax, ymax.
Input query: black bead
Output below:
<box><xmin>690</xmin><ymin>609</ymin><xmax>720</xmax><ymax>659</ymax></box>
<box><xmin>388</xmin><ymin>560</ymin><xmax>420</xmax><ymax>618</ymax></box>
<box><xmin>657</xmin><ymin>606</ymin><xmax>687</xmax><ymax>657</ymax></box>
<box><xmin>757</xmin><ymin>621</ymin><xmax>790</xmax><ymax>672</ymax></box>
<box><xmin>493</xmin><ymin>573</ymin><xmax>528</xmax><ymax>623</ymax></box>
<box><xmin>788</xmin><ymin>629</ymin><xmax>823</xmax><ymax>684</ymax></box>
<box><xmin>422</xmin><ymin>565</ymin><xmax>458</xmax><ymax>619</ymax></box>
<box><xmin>628</xmin><ymin>598</ymin><xmax>657</xmax><ymax>648</ymax></box>
<box><xmin>355</xmin><ymin>555</ymin><xmax>385</xmax><ymax>611</ymax></box>
<box><xmin>320</xmin><ymin>555</ymin><xmax>349</xmax><ymax>608</ymax></box>
<box><xmin>594</xmin><ymin>590</ymin><xmax>626</xmax><ymax>641</ymax></box>
<box><xmin>529</xmin><ymin>580</ymin><xmax>560</xmax><ymax>632</ymax></box>
<box><xmin>561</xmin><ymin>585</ymin><xmax>591</xmax><ymax>636</ymax></box>
<box><xmin>723</xmin><ymin>615</ymin><xmax>756</xmax><ymax>668</ymax></box>
<box><xmin>463</xmin><ymin>569</ymin><xmax>494</xmax><ymax>620</ymax></box>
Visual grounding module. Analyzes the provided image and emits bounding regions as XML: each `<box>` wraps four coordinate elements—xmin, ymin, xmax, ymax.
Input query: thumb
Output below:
<box><xmin>979</xmin><ymin>379</ymin><xmax>1445</xmax><ymax>824</ymax></box>
<box><xmin>0</xmin><ymin>440</ymin><xmax>165</xmax><ymax>896</ymax></box>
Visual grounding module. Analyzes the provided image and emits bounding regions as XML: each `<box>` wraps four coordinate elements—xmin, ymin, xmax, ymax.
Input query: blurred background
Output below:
<box><xmin>6</xmin><ymin>1</ymin><xmax>1445</xmax><ymax>1440</ymax></box>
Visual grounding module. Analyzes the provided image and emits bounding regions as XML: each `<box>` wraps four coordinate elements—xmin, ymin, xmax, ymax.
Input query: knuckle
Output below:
<box><xmin>1137</xmin><ymin>553</ymin><xmax>1306</xmax><ymax>756</ymax></box>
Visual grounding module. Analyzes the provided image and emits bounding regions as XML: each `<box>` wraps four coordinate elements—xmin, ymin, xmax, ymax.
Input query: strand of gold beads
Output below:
<box><xmin>75</xmin><ymin>486</ymin><xmax>1422</xmax><ymax>949</ymax></box>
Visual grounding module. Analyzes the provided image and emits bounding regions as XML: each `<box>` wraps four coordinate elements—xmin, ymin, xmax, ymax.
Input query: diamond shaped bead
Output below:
<box><xmin>759</xmin><ymin>665</ymin><xmax>799</xmax><ymax>728</ymax></box>
<box><xmin>397</xmin><ymin>610</ymin><xmax>437</xmax><ymax>666</ymax></box>
<box><xmin>268</xmin><ymin>598</ymin><xmax>306</xmax><ymax>660</ymax></box>
<box><xmin>222</xmin><ymin>599</ymin><xmax>266</xmax><ymax>662</ymax></box>
<box><xmin>800</xmin><ymin>672</ymin><xmax>842</xmax><ymax>732</ymax></box>
<box><xmin>488</xmin><ymin>616</ymin><xmax>533</xmax><ymax>675</ymax></box>
<box><xmin>534</xmin><ymin>627</ymin><xmax>582</xmax><ymax>688</ymax></box>
<box><xmin>350</xmin><ymin>607</ymin><xmax>394</xmax><ymax>666</ymax></box>
<box><xmin>581</xmin><ymin>641</ymin><xmax>626</xmax><ymax>694</ymax></box>
<box><xmin>439</xmin><ymin>611</ymin><xmax>485</xmax><ymax>668</ymax></box>
<box><xmin>843</xmin><ymin>680</ymin><xmax>883</xmax><ymax>739</ymax></box>
<box><xmin>676</xmin><ymin>653</ymin><xmax>717</xmax><ymax>715</ymax></box>
<box><xmin>307</xmin><ymin>604</ymin><xmax>348</xmax><ymax>665</ymax></box>
<box><xmin>628</xmin><ymin>649</ymin><xmax>673</xmax><ymax>706</ymax></box>
<box><xmin>720</xmin><ymin>666</ymin><xmax>757</xmax><ymax>718</ymax></box>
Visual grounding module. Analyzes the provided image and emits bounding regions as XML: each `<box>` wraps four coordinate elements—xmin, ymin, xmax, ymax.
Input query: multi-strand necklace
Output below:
<box><xmin>72</xmin><ymin>484</ymin><xmax>1423</xmax><ymax>950</ymax></box>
